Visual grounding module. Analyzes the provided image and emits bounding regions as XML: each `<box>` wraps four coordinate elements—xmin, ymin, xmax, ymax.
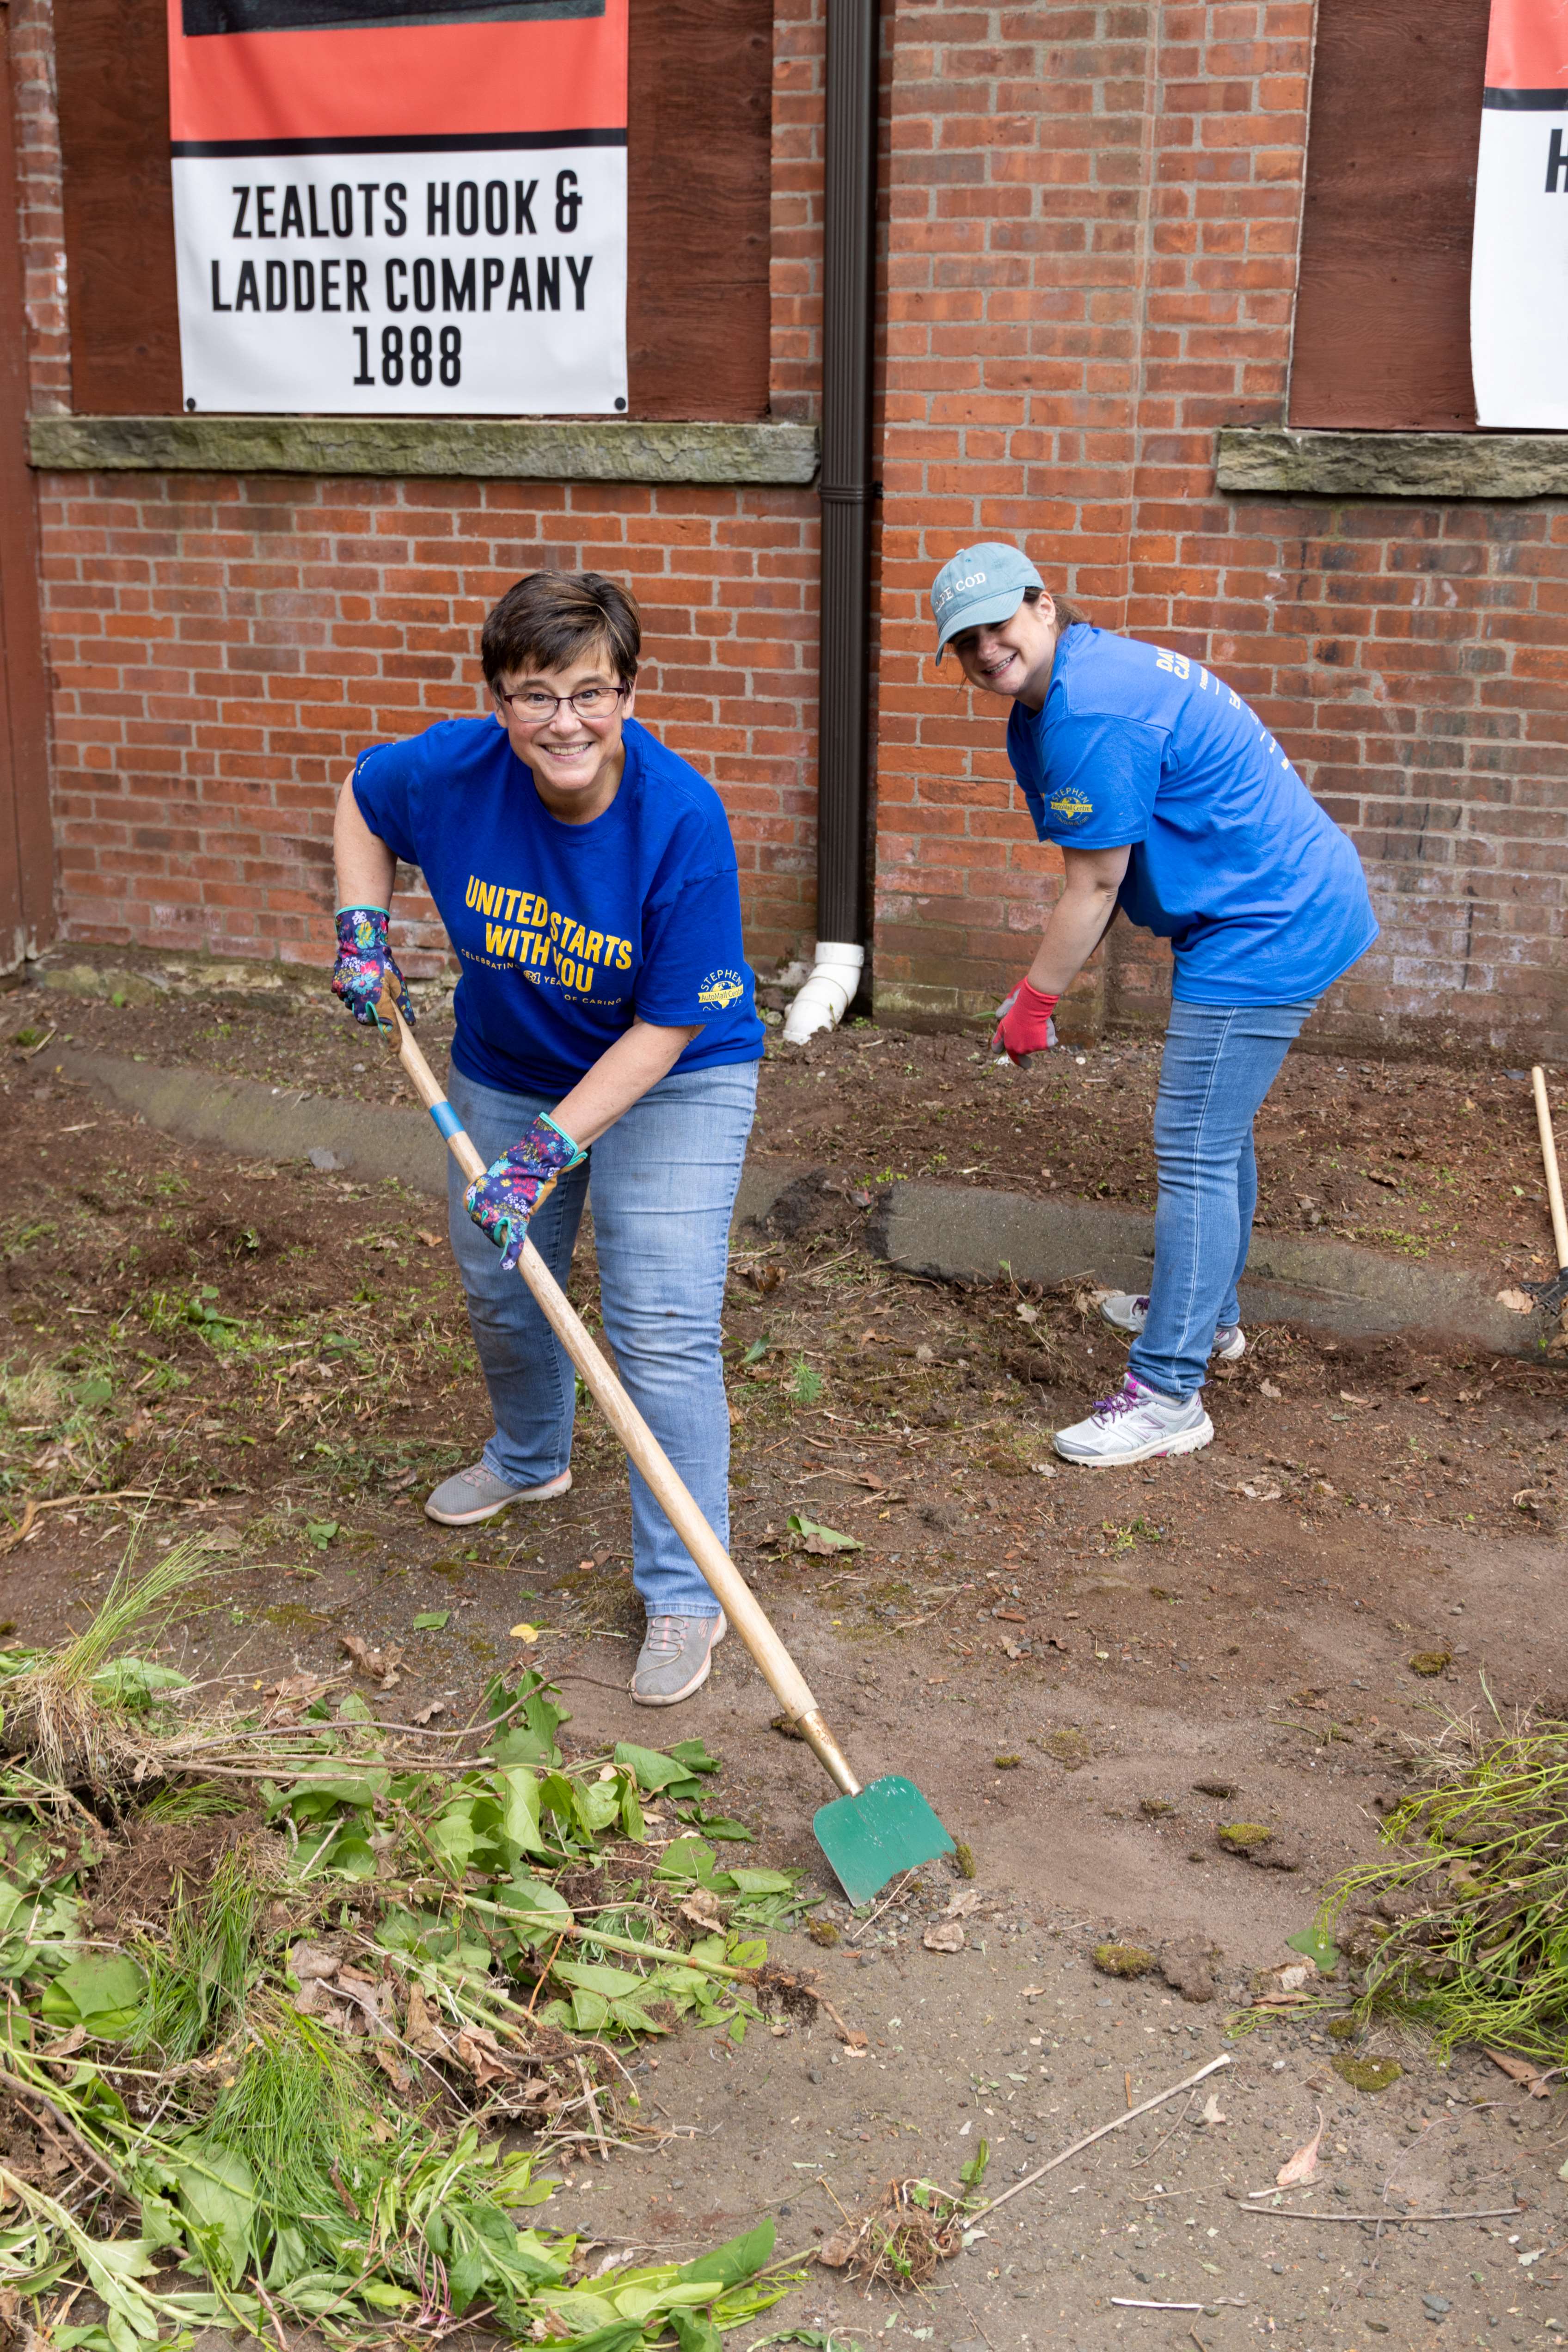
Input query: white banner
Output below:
<box><xmin>1470</xmin><ymin>0</ymin><xmax>1568</xmax><ymax>428</ymax></box>
<box><xmin>166</xmin><ymin>0</ymin><xmax>627</xmax><ymax>416</ymax></box>
<box><xmin>172</xmin><ymin>148</ymin><xmax>627</xmax><ymax>414</ymax></box>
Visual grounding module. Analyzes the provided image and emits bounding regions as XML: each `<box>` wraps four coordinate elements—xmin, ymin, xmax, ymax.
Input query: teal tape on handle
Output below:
<box><xmin>429</xmin><ymin>1100</ymin><xmax>464</xmax><ymax>1140</ymax></box>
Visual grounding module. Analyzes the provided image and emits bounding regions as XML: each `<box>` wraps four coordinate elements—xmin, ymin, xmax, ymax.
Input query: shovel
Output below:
<box><xmin>373</xmin><ymin>988</ymin><xmax>954</xmax><ymax>1905</ymax></box>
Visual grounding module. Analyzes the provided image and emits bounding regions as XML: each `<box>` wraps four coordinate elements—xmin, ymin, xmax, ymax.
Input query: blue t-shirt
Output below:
<box><xmin>1005</xmin><ymin>625</ymin><xmax>1378</xmax><ymax>1004</ymax></box>
<box><xmin>352</xmin><ymin>714</ymin><xmax>765</xmax><ymax>1096</ymax></box>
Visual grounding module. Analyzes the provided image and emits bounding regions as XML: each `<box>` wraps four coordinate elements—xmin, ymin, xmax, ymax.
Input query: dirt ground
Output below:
<box><xmin>4</xmin><ymin>954</ymin><xmax>1568</xmax><ymax>2347</ymax></box>
<box><xmin>24</xmin><ymin>939</ymin><xmax>1568</xmax><ymax>1284</ymax></box>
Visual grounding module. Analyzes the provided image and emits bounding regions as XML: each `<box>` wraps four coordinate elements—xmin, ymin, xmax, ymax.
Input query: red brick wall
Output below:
<box><xmin>15</xmin><ymin>0</ymin><xmax>1568</xmax><ymax>1051</ymax></box>
<box><xmin>870</xmin><ymin>0</ymin><xmax>1568</xmax><ymax>1059</ymax></box>
<box><xmin>18</xmin><ymin>0</ymin><xmax>828</xmax><ymax>980</ymax></box>
<box><xmin>36</xmin><ymin>474</ymin><xmax>822</xmax><ymax>974</ymax></box>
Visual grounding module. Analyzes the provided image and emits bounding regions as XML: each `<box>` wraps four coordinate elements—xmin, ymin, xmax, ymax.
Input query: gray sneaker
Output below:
<box><xmin>1098</xmin><ymin>1292</ymin><xmax>1245</xmax><ymax>1363</ymax></box>
<box><xmin>631</xmin><ymin>1612</ymin><xmax>727</xmax><ymax>1707</ymax></box>
<box><xmin>424</xmin><ymin>1461</ymin><xmax>571</xmax><ymax>1525</ymax></box>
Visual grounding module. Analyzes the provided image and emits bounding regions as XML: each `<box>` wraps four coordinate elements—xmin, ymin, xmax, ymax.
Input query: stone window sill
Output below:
<box><xmin>28</xmin><ymin>413</ymin><xmax>820</xmax><ymax>487</ymax></box>
<box><xmin>1217</xmin><ymin>426</ymin><xmax>1568</xmax><ymax>499</ymax></box>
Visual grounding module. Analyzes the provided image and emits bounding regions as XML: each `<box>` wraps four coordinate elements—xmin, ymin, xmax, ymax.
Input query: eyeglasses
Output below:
<box><xmin>497</xmin><ymin>683</ymin><xmax>625</xmax><ymax>725</ymax></box>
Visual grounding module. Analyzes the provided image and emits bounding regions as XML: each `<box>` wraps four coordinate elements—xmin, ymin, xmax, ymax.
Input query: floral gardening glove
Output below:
<box><xmin>464</xmin><ymin>1113</ymin><xmax>586</xmax><ymax>1273</ymax></box>
<box><xmin>331</xmin><ymin>905</ymin><xmax>414</xmax><ymax>1031</ymax></box>
<box><xmin>991</xmin><ymin>977</ymin><xmax>1059</xmax><ymax>1066</ymax></box>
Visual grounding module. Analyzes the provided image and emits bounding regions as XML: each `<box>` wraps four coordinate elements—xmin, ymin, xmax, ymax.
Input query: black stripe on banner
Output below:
<box><xmin>1482</xmin><ymin>86</ymin><xmax>1568</xmax><ymax>109</ymax></box>
<box><xmin>170</xmin><ymin>127</ymin><xmax>627</xmax><ymax>155</ymax></box>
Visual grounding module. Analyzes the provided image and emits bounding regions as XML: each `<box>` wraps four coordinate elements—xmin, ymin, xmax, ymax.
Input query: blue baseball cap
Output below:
<box><xmin>930</xmin><ymin>542</ymin><xmax>1044</xmax><ymax>655</ymax></box>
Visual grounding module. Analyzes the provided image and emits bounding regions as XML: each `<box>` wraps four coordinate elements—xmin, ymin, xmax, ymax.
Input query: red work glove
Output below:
<box><xmin>991</xmin><ymin>978</ymin><xmax>1059</xmax><ymax>1066</ymax></box>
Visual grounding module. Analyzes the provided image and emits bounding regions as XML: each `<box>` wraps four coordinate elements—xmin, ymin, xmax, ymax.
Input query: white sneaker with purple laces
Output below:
<box><xmin>1097</xmin><ymin>1291</ymin><xmax>1245</xmax><ymax>1363</ymax></box>
<box><xmin>1053</xmin><ymin>1373</ymin><xmax>1214</xmax><ymax>1467</ymax></box>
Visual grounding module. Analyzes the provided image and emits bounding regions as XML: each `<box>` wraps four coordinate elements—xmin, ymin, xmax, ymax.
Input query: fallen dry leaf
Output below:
<box><xmin>340</xmin><ymin>1634</ymin><xmax>404</xmax><ymax>1689</ymax></box>
<box><xmin>679</xmin><ymin>1886</ymin><xmax>725</xmax><ymax>1931</ymax></box>
<box><xmin>199</xmin><ymin>1524</ymin><xmax>245</xmax><ymax>1552</ymax></box>
<box><xmin>1338</xmin><ymin>1390</ymin><xmax>1373</xmax><ymax>1406</ymax></box>
<box><xmin>1496</xmin><ymin>1288</ymin><xmax>1535</xmax><ymax>1314</ymax></box>
<box><xmin>416</xmin><ymin>1230</ymin><xmax>441</xmax><ymax>1248</ymax></box>
<box><xmin>1258</xmin><ymin>1379</ymin><xmax>1283</xmax><ymax>1402</ymax></box>
<box><xmin>816</xmin><ymin>2229</ymin><xmax>857</xmax><ymax>2270</ymax></box>
<box><xmin>412</xmin><ymin>1700</ymin><xmax>446</xmax><ymax>1725</ymax></box>
<box><xmin>1199</xmin><ymin>2091</ymin><xmax>1227</xmax><ymax>2127</ymax></box>
<box><xmin>944</xmin><ymin>1888</ymin><xmax>985</xmax><ymax>1919</ymax></box>
<box><xmin>1275</xmin><ymin>2107</ymin><xmax>1324</xmax><ymax>2187</ymax></box>
<box><xmin>923</xmin><ymin>1920</ymin><xmax>966</xmax><ymax>1954</ymax></box>
<box><xmin>1236</xmin><ymin>1479</ymin><xmax>1282</xmax><ymax>1503</ymax></box>
<box><xmin>1487</xmin><ymin>2048</ymin><xmax>1552</xmax><ymax>2097</ymax></box>
<box><xmin>1020</xmin><ymin>1983</ymin><xmax>1046</xmax><ymax>1998</ymax></box>
<box><xmin>403</xmin><ymin>1984</ymin><xmax>445</xmax><ymax>2053</ymax></box>
<box><xmin>510</xmin><ymin>1622</ymin><xmax>540</xmax><ymax>1643</ymax></box>
<box><xmin>288</xmin><ymin>1942</ymin><xmax>340</xmax><ymax>1983</ymax></box>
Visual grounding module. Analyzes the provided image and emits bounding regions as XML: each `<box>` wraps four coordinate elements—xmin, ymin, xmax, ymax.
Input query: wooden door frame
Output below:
<box><xmin>0</xmin><ymin>0</ymin><xmax>55</xmax><ymax>977</ymax></box>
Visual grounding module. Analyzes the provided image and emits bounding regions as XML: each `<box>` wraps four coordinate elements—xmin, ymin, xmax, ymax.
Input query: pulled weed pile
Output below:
<box><xmin>1323</xmin><ymin>1709</ymin><xmax>1568</xmax><ymax>2066</ymax></box>
<box><xmin>0</xmin><ymin>1555</ymin><xmax>813</xmax><ymax>2350</ymax></box>
<box><xmin>816</xmin><ymin>2150</ymin><xmax>988</xmax><ymax>2291</ymax></box>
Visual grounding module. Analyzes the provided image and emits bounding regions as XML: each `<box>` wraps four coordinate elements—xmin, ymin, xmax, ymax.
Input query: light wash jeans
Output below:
<box><xmin>1127</xmin><ymin>1000</ymin><xmax>1316</xmax><ymax>1402</ymax></box>
<box><xmin>445</xmin><ymin>1059</ymin><xmax>759</xmax><ymax>1619</ymax></box>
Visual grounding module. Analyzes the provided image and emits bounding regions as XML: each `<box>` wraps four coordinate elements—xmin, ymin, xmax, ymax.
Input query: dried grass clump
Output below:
<box><xmin>817</xmin><ymin>2177</ymin><xmax>968</xmax><ymax>2287</ymax></box>
<box><xmin>2</xmin><ymin>1535</ymin><xmax>217</xmax><ymax>1798</ymax></box>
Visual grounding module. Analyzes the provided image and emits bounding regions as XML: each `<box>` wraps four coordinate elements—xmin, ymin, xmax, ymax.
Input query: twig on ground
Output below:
<box><xmin>971</xmin><ymin>2055</ymin><xmax>1231</xmax><ymax>2219</ymax></box>
<box><xmin>575</xmin><ymin>2053</ymin><xmax>611</xmax><ymax>2165</ymax></box>
<box><xmin>1240</xmin><ymin>2202</ymin><xmax>1522</xmax><ymax>2226</ymax></box>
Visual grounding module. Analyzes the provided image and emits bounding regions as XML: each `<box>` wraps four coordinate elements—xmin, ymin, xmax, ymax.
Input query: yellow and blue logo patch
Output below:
<box><xmin>697</xmin><ymin>968</ymin><xmax>746</xmax><ymax>1011</ymax></box>
<box><xmin>1048</xmin><ymin>789</ymin><xmax>1094</xmax><ymax>828</ymax></box>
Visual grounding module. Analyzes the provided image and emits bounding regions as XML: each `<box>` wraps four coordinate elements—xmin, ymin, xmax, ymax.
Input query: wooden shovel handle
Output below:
<box><xmin>1533</xmin><ymin>1066</ymin><xmax>1568</xmax><ymax>1273</ymax></box>
<box><xmin>374</xmin><ymin>987</ymin><xmax>861</xmax><ymax>1797</ymax></box>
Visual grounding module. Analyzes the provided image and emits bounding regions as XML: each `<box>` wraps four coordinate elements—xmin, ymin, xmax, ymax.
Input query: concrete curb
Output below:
<box><xmin>57</xmin><ymin>1047</ymin><xmax>790</xmax><ymax>1227</ymax></box>
<box><xmin>60</xmin><ymin>1047</ymin><xmax>1548</xmax><ymax>1356</ymax></box>
<box><xmin>871</xmin><ymin>1177</ymin><xmax>1546</xmax><ymax>1359</ymax></box>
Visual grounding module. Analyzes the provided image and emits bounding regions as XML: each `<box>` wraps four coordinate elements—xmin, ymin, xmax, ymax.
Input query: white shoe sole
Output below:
<box><xmin>630</xmin><ymin>1616</ymin><xmax>727</xmax><ymax>1708</ymax></box>
<box><xmin>424</xmin><ymin>1468</ymin><xmax>572</xmax><ymax>1525</ymax></box>
<box><xmin>1053</xmin><ymin>1414</ymin><xmax>1215</xmax><ymax>1468</ymax></box>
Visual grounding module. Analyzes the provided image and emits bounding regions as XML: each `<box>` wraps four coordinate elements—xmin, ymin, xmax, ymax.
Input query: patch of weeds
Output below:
<box><xmin>133</xmin><ymin>1846</ymin><xmax>261</xmax><ymax>2062</ymax></box>
<box><xmin>789</xmin><ymin>1354</ymin><xmax>825</xmax><ymax>1406</ymax></box>
<box><xmin>0</xmin><ymin>1216</ymin><xmax>56</xmax><ymax>1261</ymax></box>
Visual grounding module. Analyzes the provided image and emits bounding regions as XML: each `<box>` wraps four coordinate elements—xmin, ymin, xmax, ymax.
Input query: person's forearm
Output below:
<box><xmin>551</xmin><ymin>1019</ymin><xmax>700</xmax><ymax>1147</ymax></box>
<box><xmin>334</xmin><ymin>773</ymin><xmax>397</xmax><ymax>910</ymax></box>
<box><xmin>1026</xmin><ymin>879</ymin><xmax>1121</xmax><ymax>997</ymax></box>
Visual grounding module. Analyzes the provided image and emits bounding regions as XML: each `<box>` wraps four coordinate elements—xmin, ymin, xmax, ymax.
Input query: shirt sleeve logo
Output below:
<box><xmin>698</xmin><ymin>968</ymin><xmax>746</xmax><ymax>1011</ymax></box>
<box><xmin>1048</xmin><ymin>789</ymin><xmax>1094</xmax><ymax>827</ymax></box>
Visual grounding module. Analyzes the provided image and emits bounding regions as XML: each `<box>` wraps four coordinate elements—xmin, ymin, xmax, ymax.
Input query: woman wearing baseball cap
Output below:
<box><xmin>928</xmin><ymin>543</ymin><xmax>1377</xmax><ymax>1468</ymax></box>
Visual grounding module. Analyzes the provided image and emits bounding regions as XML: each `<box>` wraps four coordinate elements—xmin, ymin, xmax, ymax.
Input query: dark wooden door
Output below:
<box><xmin>0</xmin><ymin>0</ymin><xmax>54</xmax><ymax>974</ymax></box>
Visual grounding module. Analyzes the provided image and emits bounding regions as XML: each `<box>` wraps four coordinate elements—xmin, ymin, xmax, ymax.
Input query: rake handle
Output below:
<box><xmin>1532</xmin><ymin>1066</ymin><xmax>1568</xmax><ymax>1274</ymax></box>
<box><xmin>374</xmin><ymin>987</ymin><xmax>860</xmax><ymax>1798</ymax></box>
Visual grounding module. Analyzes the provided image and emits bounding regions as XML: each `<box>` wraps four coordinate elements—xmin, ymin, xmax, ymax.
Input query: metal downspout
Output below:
<box><xmin>783</xmin><ymin>0</ymin><xmax>877</xmax><ymax>1047</ymax></box>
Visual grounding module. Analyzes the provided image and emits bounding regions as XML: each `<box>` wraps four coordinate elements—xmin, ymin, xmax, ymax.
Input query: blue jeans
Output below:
<box><xmin>446</xmin><ymin>1059</ymin><xmax>759</xmax><ymax>1619</ymax></box>
<box><xmin>1127</xmin><ymin>1000</ymin><xmax>1315</xmax><ymax>1402</ymax></box>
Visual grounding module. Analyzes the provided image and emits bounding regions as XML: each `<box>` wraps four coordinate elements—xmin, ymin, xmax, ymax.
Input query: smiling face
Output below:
<box><xmin>949</xmin><ymin>592</ymin><xmax>1061</xmax><ymax>711</ymax></box>
<box><xmin>492</xmin><ymin>640</ymin><xmax>635</xmax><ymax>824</ymax></box>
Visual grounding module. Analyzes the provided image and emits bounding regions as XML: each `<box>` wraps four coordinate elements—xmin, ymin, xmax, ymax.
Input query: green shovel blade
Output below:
<box><xmin>813</xmin><ymin>1774</ymin><xmax>955</xmax><ymax>1906</ymax></box>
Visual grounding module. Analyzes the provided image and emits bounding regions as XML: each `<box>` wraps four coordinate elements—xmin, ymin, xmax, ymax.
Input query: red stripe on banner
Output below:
<box><xmin>165</xmin><ymin>0</ymin><xmax>627</xmax><ymax>144</ymax></box>
<box><xmin>1484</xmin><ymin>0</ymin><xmax>1568</xmax><ymax>92</ymax></box>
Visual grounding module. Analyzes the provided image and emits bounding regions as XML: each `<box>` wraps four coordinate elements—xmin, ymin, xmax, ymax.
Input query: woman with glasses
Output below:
<box><xmin>331</xmin><ymin>571</ymin><xmax>763</xmax><ymax>1706</ymax></box>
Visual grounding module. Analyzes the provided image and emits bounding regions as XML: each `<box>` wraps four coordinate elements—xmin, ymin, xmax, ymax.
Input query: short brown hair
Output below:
<box><xmin>481</xmin><ymin>571</ymin><xmax>641</xmax><ymax>690</ymax></box>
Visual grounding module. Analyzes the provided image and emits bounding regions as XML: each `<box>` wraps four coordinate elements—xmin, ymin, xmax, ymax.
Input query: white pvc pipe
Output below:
<box><xmin>781</xmin><ymin>939</ymin><xmax>865</xmax><ymax>1046</ymax></box>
